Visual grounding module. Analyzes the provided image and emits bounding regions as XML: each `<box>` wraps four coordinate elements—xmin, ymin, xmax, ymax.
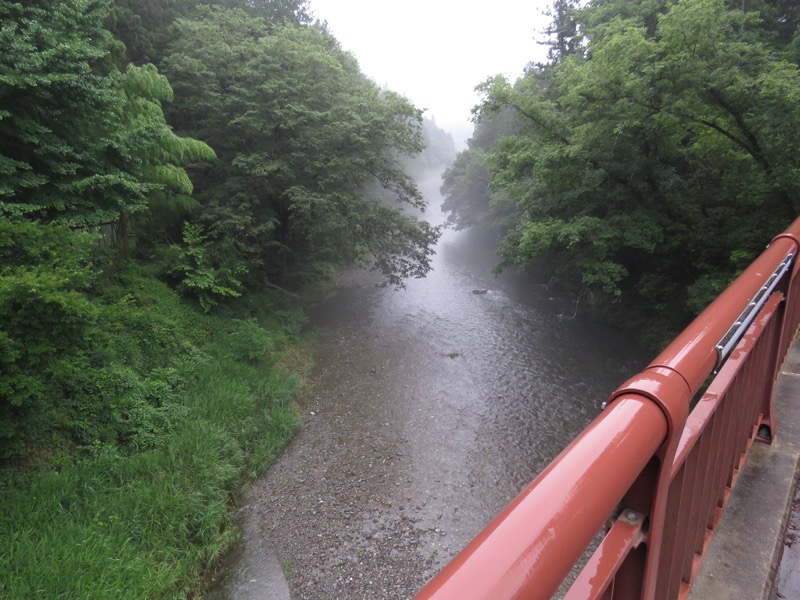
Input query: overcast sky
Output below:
<box><xmin>308</xmin><ymin>0</ymin><xmax>553</xmax><ymax>149</ymax></box>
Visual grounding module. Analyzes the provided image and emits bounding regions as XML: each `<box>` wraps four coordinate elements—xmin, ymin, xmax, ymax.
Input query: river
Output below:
<box><xmin>207</xmin><ymin>168</ymin><xmax>648</xmax><ymax>599</ymax></box>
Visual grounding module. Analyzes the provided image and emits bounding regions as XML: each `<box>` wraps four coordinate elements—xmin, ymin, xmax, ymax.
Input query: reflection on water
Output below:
<box><xmin>211</xmin><ymin>168</ymin><xmax>648</xmax><ymax>599</ymax></box>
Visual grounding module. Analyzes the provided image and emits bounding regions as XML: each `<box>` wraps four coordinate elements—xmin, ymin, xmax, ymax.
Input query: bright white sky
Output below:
<box><xmin>308</xmin><ymin>0</ymin><xmax>553</xmax><ymax>149</ymax></box>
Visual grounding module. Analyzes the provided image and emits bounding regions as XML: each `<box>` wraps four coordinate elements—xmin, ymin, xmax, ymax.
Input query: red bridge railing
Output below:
<box><xmin>415</xmin><ymin>217</ymin><xmax>800</xmax><ymax>600</ymax></box>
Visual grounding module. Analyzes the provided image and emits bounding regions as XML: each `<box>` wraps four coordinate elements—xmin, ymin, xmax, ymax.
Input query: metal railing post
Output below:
<box><xmin>603</xmin><ymin>368</ymin><xmax>691</xmax><ymax>599</ymax></box>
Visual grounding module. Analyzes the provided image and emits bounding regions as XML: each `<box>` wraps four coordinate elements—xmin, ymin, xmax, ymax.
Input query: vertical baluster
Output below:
<box><xmin>661</xmin><ymin>465</ymin><xmax>691</xmax><ymax>600</ymax></box>
<box><xmin>682</xmin><ymin>423</ymin><xmax>714</xmax><ymax>583</ymax></box>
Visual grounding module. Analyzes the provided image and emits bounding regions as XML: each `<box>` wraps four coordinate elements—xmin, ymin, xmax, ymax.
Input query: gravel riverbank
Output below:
<box><xmin>211</xmin><ymin>223</ymin><xmax>646</xmax><ymax>600</ymax></box>
<box><xmin>238</xmin><ymin>322</ymin><xmax>470</xmax><ymax>599</ymax></box>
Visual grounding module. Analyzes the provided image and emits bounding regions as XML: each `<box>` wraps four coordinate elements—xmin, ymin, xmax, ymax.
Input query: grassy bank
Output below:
<box><xmin>0</xmin><ymin>264</ymin><xmax>310</xmax><ymax>598</ymax></box>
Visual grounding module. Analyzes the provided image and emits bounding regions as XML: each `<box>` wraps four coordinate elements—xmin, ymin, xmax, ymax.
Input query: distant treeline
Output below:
<box><xmin>442</xmin><ymin>0</ymin><xmax>800</xmax><ymax>347</ymax></box>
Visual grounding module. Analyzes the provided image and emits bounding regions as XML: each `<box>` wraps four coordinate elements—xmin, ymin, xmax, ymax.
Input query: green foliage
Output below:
<box><xmin>162</xmin><ymin>10</ymin><xmax>439</xmax><ymax>287</ymax></box>
<box><xmin>217</xmin><ymin>318</ymin><xmax>279</xmax><ymax>364</ymax></box>
<box><xmin>0</xmin><ymin>219</ymin><xmax>103</xmax><ymax>453</ymax></box>
<box><xmin>169</xmin><ymin>221</ymin><xmax>244</xmax><ymax>311</ymax></box>
<box><xmin>440</xmin><ymin>150</ymin><xmax>491</xmax><ymax>229</ymax></box>
<box><xmin>447</xmin><ymin>0</ymin><xmax>800</xmax><ymax>344</ymax></box>
<box><xmin>0</xmin><ymin>256</ymin><xmax>306</xmax><ymax>597</ymax></box>
<box><xmin>0</xmin><ymin>228</ymin><xmax>298</xmax><ymax>459</ymax></box>
<box><xmin>440</xmin><ymin>107</ymin><xmax>520</xmax><ymax>230</ymax></box>
<box><xmin>0</xmin><ymin>0</ymin><xmax>215</xmax><ymax>259</ymax></box>
<box><xmin>0</xmin><ymin>0</ymin><xmax>143</xmax><ymax>222</ymax></box>
<box><xmin>1</xmin><ymin>363</ymin><xmax>300</xmax><ymax>598</ymax></box>
<box><xmin>107</xmin><ymin>0</ymin><xmax>312</xmax><ymax>65</ymax></box>
<box><xmin>109</xmin><ymin>62</ymin><xmax>216</xmax><ymax>252</ymax></box>
<box><xmin>356</xmin><ymin>200</ymin><xmax>440</xmax><ymax>287</ymax></box>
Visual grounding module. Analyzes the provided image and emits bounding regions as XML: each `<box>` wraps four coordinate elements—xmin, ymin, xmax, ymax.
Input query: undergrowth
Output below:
<box><xmin>0</xmin><ymin>262</ymin><xmax>309</xmax><ymax>599</ymax></box>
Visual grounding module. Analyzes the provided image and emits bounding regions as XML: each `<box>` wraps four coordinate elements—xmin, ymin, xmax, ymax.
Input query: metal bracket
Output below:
<box><xmin>714</xmin><ymin>252</ymin><xmax>794</xmax><ymax>371</ymax></box>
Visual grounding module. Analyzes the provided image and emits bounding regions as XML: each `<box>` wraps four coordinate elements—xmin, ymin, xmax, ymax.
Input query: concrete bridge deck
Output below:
<box><xmin>689</xmin><ymin>338</ymin><xmax>800</xmax><ymax>600</ymax></box>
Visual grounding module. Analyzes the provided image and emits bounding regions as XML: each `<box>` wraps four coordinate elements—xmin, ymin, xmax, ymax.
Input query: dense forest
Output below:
<box><xmin>0</xmin><ymin>0</ymin><xmax>453</xmax><ymax>597</ymax></box>
<box><xmin>443</xmin><ymin>0</ymin><xmax>800</xmax><ymax>346</ymax></box>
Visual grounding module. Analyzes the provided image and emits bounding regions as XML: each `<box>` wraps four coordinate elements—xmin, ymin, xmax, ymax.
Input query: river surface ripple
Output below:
<box><xmin>210</xmin><ymin>170</ymin><xmax>648</xmax><ymax>599</ymax></box>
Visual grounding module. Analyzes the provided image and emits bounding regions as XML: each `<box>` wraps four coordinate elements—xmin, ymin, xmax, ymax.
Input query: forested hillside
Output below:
<box><xmin>443</xmin><ymin>0</ymin><xmax>800</xmax><ymax>346</ymax></box>
<box><xmin>0</xmin><ymin>0</ymin><xmax>447</xmax><ymax>460</ymax></box>
<box><xmin>0</xmin><ymin>0</ymin><xmax>446</xmax><ymax>597</ymax></box>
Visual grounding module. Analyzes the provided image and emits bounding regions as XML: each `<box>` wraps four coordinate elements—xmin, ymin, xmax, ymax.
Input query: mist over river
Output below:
<box><xmin>208</xmin><ymin>168</ymin><xmax>649</xmax><ymax>599</ymax></box>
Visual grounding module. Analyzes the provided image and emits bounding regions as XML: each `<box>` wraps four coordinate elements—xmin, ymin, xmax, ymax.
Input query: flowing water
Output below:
<box><xmin>207</xmin><ymin>168</ymin><xmax>649</xmax><ymax>599</ymax></box>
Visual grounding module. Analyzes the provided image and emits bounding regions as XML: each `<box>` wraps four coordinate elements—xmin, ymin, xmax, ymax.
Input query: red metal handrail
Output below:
<box><xmin>415</xmin><ymin>217</ymin><xmax>800</xmax><ymax>600</ymax></box>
